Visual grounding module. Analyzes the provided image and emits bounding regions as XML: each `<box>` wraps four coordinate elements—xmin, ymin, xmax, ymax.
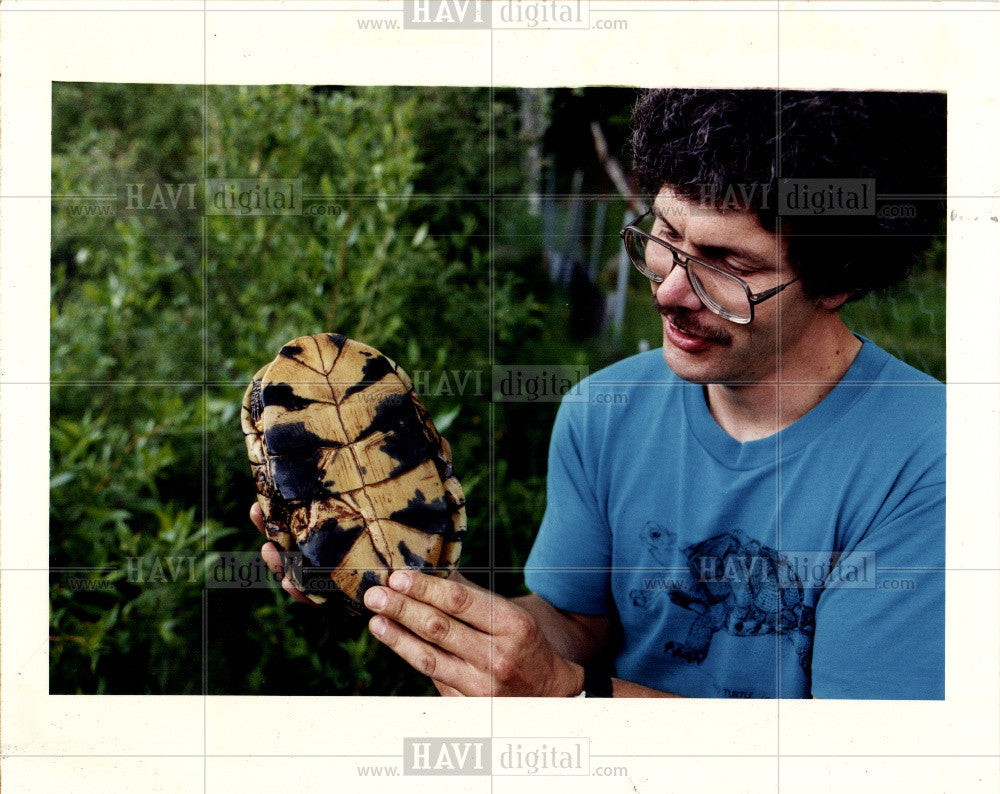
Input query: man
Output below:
<box><xmin>256</xmin><ymin>89</ymin><xmax>945</xmax><ymax>698</ymax></box>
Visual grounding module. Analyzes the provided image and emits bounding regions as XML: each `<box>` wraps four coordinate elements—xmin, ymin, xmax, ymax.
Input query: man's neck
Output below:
<box><xmin>704</xmin><ymin>321</ymin><xmax>863</xmax><ymax>443</ymax></box>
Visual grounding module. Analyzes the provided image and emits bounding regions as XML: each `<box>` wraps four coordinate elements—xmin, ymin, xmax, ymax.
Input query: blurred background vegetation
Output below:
<box><xmin>50</xmin><ymin>84</ymin><xmax>945</xmax><ymax>695</ymax></box>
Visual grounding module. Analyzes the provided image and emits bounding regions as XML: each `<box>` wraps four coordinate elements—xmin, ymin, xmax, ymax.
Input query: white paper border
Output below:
<box><xmin>2</xmin><ymin>2</ymin><xmax>998</xmax><ymax>792</ymax></box>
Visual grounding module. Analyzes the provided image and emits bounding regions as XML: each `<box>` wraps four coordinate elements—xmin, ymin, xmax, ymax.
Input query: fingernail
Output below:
<box><xmin>388</xmin><ymin>570</ymin><xmax>412</xmax><ymax>592</ymax></box>
<box><xmin>370</xmin><ymin>616</ymin><xmax>387</xmax><ymax>637</ymax></box>
<box><xmin>364</xmin><ymin>587</ymin><xmax>387</xmax><ymax>610</ymax></box>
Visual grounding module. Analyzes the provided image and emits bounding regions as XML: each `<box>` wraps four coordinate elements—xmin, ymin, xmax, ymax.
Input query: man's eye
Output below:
<box><xmin>710</xmin><ymin>259</ymin><xmax>756</xmax><ymax>278</ymax></box>
<box><xmin>650</xmin><ymin>220</ymin><xmax>674</xmax><ymax>236</ymax></box>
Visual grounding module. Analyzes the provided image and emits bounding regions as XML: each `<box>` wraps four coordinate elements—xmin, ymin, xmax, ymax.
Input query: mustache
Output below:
<box><xmin>652</xmin><ymin>296</ymin><xmax>732</xmax><ymax>344</ymax></box>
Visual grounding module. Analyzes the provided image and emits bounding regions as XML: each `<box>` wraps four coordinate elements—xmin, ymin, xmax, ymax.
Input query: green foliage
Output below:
<box><xmin>50</xmin><ymin>83</ymin><xmax>552</xmax><ymax>695</ymax></box>
<box><xmin>841</xmin><ymin>243</ymin><xmax>946</xmax><ymax>381</ymax></box>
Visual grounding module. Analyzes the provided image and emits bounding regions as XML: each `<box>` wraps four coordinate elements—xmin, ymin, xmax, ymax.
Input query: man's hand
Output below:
<box><xmin>251</xmin><ymin>502</ymin><xmax>599</xmax><ymax>697</ymax></box>
<box><xmin>363</xmin><ymin>569</ymin><xmax>585</xmax><ymax>698</ymax></box>
<box><xmin>250</xmin><ymin>502</ymin><xmax>319</xmax><ymax>607</ymax></box>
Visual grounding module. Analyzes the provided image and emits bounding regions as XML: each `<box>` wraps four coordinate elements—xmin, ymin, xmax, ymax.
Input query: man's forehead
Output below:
<box><xmin>652</xmin><ymin>186</ymin><xmax>769</xmax><ymax>233</ymax></box>
<box><xmin>653</xmin><ymin>185</ymin><xmax>757</xmax><ymax>217</ymax></box>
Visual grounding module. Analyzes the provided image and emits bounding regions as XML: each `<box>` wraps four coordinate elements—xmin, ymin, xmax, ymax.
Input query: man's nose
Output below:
<box><xmin>654</xmin><ymin>260</ymin><xmax>703</xmax><ymax>311</ymax></box>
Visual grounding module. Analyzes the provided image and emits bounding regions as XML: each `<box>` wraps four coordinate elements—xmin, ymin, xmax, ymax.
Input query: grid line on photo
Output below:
<box><xmin>201</xmin><ymin>51</ymin><xmax>210</xmax><ymax>779</ymax></box>
<box><xmin>39</xmin><ymin>189</ymin><xmax>994</xmax><ymax>200</ymax></box>
<box><xmin>38</xmin><ymin>563</ymin><xmax>963</xmax><ymax>573</ymax></box>
<box><xmin>775</xmin><ymin>22</ymin><xmax>786</xmax><ymax>772</ymax></box>
<box><xmin>489</xmin><ymin>73</ymin><xmax>499</xmax><ymax>735</ymax></box>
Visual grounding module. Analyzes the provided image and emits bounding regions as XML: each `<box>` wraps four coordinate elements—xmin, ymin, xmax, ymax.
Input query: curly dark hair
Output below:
<box><xmin>630</xmin><ymin>89</ymin><xmax>945</xmax><ymax>301</ymax></box>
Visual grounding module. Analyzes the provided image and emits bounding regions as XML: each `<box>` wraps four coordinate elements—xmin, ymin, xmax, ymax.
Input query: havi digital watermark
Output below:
<box><xmin>402</xmin><ymin>737</ymin><xmax>590</xmax><ymax>776</ymax></box>
<box><xmin>206</xmin><ymin>178</ymin><xmax>302</xmax><ymax>216</ymax></box>
<box><xmin>403</xmin><ymin>1</ymin><xmax>589</xmax><ymax>29</ymax></box>
<box><xmin>778</xmin><ymin>178</ymin><xmax>875</xmax><ymax>216</ymax></box>
<box><xmin>492</xmin><ymin>364</ymin><xmax>589</xmax><ymax>403</ymax></box>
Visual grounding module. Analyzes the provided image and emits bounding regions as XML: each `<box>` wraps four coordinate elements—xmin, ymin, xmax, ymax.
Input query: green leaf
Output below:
<box><xmin>411</xmin><ymin>222</ymin><xmax>429</xmax><ymax>248</ymax></box>
<box><xmin>50</xmin><ymin>471</ymin><xmax>76</xmax><ymax>489</ymax></box>
<box><xmin>432</xmin><ymin>406</ymin><xmax>460</xmax><ymax>434</ymax></box>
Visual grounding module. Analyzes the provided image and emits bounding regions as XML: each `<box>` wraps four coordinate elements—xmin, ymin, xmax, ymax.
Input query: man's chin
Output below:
<box><xmin>661</xmin><ymin>340</ymin><xmax>725</xmax><ymax>385</ymax></box>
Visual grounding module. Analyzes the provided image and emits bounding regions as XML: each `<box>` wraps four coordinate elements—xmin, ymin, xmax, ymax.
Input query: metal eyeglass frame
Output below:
<box><xmin>620</xmin><ymin>209</ymin><xmax>799</xmax><ymax>325</ymax></box>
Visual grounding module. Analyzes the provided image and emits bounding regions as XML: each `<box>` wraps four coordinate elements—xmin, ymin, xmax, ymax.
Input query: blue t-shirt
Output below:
<box><xmin>524</xmin><ymin>338</ymin><xmax>945</xmax><ymax>699</ymax></box>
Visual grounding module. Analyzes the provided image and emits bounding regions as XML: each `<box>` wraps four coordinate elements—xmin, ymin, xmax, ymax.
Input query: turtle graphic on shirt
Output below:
<box><xmin>640</xmin><ymin>522</ymin><xmax>816</xmax><ymax>671</ymax></box>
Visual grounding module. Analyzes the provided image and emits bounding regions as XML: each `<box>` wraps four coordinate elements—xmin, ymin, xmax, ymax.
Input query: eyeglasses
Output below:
<box><xmin>620</xmin><ymin>209</ymin><xmax>799</xmax><ymax>325</ymax></box>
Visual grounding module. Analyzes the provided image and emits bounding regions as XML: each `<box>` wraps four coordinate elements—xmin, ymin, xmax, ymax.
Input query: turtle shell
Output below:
<box><xmin>240</xmin><ymin>333</ymin><xmax>466</xmax><ymax>613</ymax></box>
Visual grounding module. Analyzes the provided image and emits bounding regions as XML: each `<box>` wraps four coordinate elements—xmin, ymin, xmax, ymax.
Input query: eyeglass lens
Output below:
<box><xmin>626</xmin><ymin>228</ymin><xmax>751</xmax><ymax>322</ymax></box>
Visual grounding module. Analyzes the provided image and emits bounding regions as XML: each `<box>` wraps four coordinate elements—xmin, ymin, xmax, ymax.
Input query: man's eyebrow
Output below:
<box><xmin>650</xmin><ymin>206</ymin><xmax>678</xmax><ymax>234</ymax></box>
<box><xmin>700</xmin><ymin>243</ymin><xmax>775</xmax><ymax>270</ymax></box>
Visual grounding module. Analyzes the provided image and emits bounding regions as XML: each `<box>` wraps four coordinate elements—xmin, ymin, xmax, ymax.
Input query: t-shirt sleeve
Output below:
<box><xmin>810</xmin><ymin>481</ymin><xmax>945</xmax><ymax>699</ymax></box>
<box><xmin>523</xmin><ymin>399</ymin><xmax>613</xmax><ymax>615</ymax></box>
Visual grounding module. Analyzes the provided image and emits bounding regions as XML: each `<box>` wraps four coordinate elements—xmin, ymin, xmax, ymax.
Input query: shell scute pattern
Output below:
<box><xmin>241</xmin><ymin>334</ymin><xmax>466</xmax><ymax>613</ymax></box>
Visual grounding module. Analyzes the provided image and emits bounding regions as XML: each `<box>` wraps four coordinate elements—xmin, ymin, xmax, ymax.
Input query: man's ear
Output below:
<box><xmin>816</xmin><ymin>292</ymin><xmax>855</xmax><ymax>312</ymax></box>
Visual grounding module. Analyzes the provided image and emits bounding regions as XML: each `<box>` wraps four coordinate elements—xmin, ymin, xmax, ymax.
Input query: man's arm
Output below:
<box><xmin>511</xmin><ymin>593</ymin><xmax>609</xmax><ymax>666</ymax></box>
<box><xmin>513</xmin><ymin>595</ymin><xmax>682</xmax><ymax>697</ymax></box>
<box><xmin>363</xmin><ymin>570</ymin><xmax>686</xmax><ymax>697</ymax></box>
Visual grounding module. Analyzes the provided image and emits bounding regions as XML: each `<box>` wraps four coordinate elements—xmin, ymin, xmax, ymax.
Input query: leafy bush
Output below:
<box><xmin>50</xmin><ymin>83</ymin><xmax>558</xmax><ymax>695</ymax></box>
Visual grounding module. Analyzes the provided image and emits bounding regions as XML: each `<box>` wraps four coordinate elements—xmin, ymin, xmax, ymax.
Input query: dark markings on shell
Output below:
<box><xmin>325</xmin><ymin>333</ymin><xmax>347</xmax><ymax>351</ymax></box>
<box><xmin>269</xmin><ymin>452</ymin><xmax>324</xmax><ymax>502</ymax></box>
<box><xmin>357</xmin><ymin>395</ymin><xmax>432</xmax><ymax>477</ymax></box>
<box><xmin>398</xmin><ymin>540</ymin><xmax>432</xmax><ymax>572</ymax></box>
<box><xmin>379</xmin><ymin>427</ymin><xmax>431</xmax><ymax>477</ymax></box>
<box><xmin>262</xmin><ymin>382</ymin><xmax>317</xmax><ymax>413</ymax></box>
<box><xmin>279</xmin><ymin>345</ymin><xmax>304</xmax><ymax>359</ymax></box>
<box><xmin>389</xmin><ymin>488</ymin><xmax>450</xmax><ymax>535</ymax></box>
<box><xmin>263</xmin><ymin>420</ymin><xmax>328</xmax><ymax>456</ymax></box>
<box><xmin>357</xmin><ymin>392</ymin><xmax>415</xmax><ymax>439</ymax></box>
<box><xmin>263</xmin><ymin>422</ymin><xmax>332</xmax><ymax>501</ymax></box>
<box><xmin>298</xmin><ymin>516</ymin><xmax>364</xmax><ymax>568</ymax></box>
<box><xmin>342</xmin><ymin>354</ymin><xmax>395</xmax><ymax>399</ymax></box>
<box><xmin>249</xmin><ymin>380</ymin><xmax>264</xmax><ymax>423</ymax></box>
<box><xmin>357</xmin><ymin>570</ymin><xmax>382</xmax><ymax>606</ymax></box>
